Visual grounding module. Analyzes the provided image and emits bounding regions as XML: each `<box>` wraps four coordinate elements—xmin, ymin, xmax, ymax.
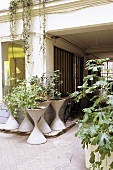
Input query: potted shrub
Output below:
<box><xmin>3</xmin><ymin>77</ymin><xmax>46</xmax><ymax>132</ymax></box>
<box><xmin>70</xmin><ymin>58</ymin><xmax>113</xmax><ymax>170</ymax></box>
<box><xmin>3</xmin><ymin>84</ymin><xmax>20</xmax><ymax>130</ymax></box>
<box><xmin>41</xmin><ymin>70</ymin><xmax>63</xmax><ymax>100</ymax></box>
<box><xmin>14</xmin><ymin>78</ymin><xmax>46</xmax><ymax>132</ymax></box>
<box><xmin>41</xmin><ymin>70</ymin><xmax>66</xmax><ymax>130</ymax></box>
<box><xmin>29</xmin><ymin>75</ymin><xmax>52</xmax><ymax>134</ymax></box>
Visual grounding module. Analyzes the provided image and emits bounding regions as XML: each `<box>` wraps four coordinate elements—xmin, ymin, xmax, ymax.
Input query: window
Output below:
<box><xmin>101</xmin><ymin>61</ymin><xmax>113</xmax><ymax>80</ymax></box>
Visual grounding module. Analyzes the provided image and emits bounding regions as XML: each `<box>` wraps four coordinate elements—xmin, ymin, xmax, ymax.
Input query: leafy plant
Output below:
<box><xmin>41</xmin><ymin>70</ymin><xmax>63</xmax><ymax>100</ymax></box>
<box><xmin>3</xmin><ymin>87</ymin><xmax>19</xmax><ymax>117</ymax></box>
<box><xmin>70</xmin><ymin>58</ymin><xmax>113</xmax><ymax>170</ymax></box>
<box><xmin>3</xmin><ymin>77</ymin><xmax>46</xmax><ymax>116</ymax></box>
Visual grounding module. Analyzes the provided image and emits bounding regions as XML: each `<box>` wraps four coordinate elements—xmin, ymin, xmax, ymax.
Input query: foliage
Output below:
<box><xmin>41</xmin><ymin>70</ymin><xmax>63</xmax><ymax>100</ymax></box>
<box><xmin>3</xmin><ymin>77</ymin><xmax>46</xmax><ymax>116</ymax></box>
<box><xmin>30</xmin><ymin>70</ymin><xmax>63</xmax><ymax>100</ymax></box>
<box><xmin>9</xmin><ymin>0</ymin><xmax>33</xmax><ymax>61</ymax></box>
<box><xmin>3</xmin><ymin>87</ymin><xmax>19</xmax><ymax>117</ymax></box>
<box><xmin>70</xmin><ymin>58</ymin><xmax>113</xmax><ymax>169</ymax></box>
<box><xmin>3</xmin><ymin>69</ymin><xmax>63</xmax><ymax>117</ymax></box>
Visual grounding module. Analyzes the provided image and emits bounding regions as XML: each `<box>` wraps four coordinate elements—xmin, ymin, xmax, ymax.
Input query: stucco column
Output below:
<box><xmin>25</xmin><ymin>33</ymin><xmax>47</xmax><ymax>79</ymax></box>
<box><xmin>46</xmin><ymin>37</ymin><xmax>54</xmax><ymax>74</ymax></box>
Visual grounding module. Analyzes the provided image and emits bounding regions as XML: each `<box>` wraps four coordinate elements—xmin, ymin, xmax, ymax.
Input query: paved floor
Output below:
<box><xmin>0</xmin><ymin>125</ymin><xmax>87</xmax><ymax>170</ymax></box>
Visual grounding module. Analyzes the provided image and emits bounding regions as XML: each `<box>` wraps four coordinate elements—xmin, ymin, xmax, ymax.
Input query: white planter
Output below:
<box><xmin>18</xmin><ymin>114</ymin><xmax>34</xmax><ymax>132</ymax></box>
<box><xmin>4</xmin><ymin>112</ymin><xmax>19</xmax><ymax>130</ymax></box>
<box><xmin>85</xmin><ymin>144</ymin><xmax>113</xmax><ymax>170</ymax></box>
<box><xmin>50</xmin><ymin>99</ymin><xmax>66</xmax><ymax>131</ymax></box>
<box><xmin>26</xmin><ymin>108</ymin><xmax>47</xmax><ymax>145</ymax></box>
<box><xmin>38</xmin><ymin>101</ymin><xmax>52</xmax><ymax>134</ymax></box>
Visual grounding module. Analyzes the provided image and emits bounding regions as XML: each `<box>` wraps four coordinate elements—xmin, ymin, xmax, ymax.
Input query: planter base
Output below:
<box><xmin>18</xmin><ymin>114</ymin><xmax>34</xmax><ymax>132</ymax></box>
<box><xmin>38</xmin><ymin>101</ymin><xmax>52</xmax><ymax>133</ymax></box>
<box><xmin>4</xmin><ymin>113</ymin><xmax>19</xmax><ymax>130</ymax></box>
<box><xmin>51</xmin><ymin>116</ymin><xmax>65</xmax><ymax>131</ymax></box>
<box><xmin>27</xmin><ymin>125</ymin><xmax>46</xmax><ymax>145</ymax></box>
<box><xmin>38</xmin><ymin>117</ymin><xmax>51</xmax><ymax>134</ymax></box>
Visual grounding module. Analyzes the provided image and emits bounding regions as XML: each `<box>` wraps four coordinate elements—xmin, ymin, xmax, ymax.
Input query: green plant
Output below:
<box><xmin>3</xmin><ymin>87</ymin><xmax>19</xmax><ymax>117</ymax></box>
<box><xmin>3</xmin><ymin>77</ymin><xmax>46</xmax><ymax>116</ymax></box>
<box><xmin>9</xmin><ymin>0</ymin><xmax>33</xmax><ymax>61</ymax></box>
<box><xmin>41</xmin><ymin>70</ymin><xmax>63</xmax><ymax>100</ymax></box>
<box><xmin>70</xmin><ymin>58</ymin><xmax>113</xmax><ymax>170</ymax></box>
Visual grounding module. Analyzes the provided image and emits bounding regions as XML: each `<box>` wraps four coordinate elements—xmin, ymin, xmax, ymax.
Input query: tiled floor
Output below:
<box><xmin>0</xmin><ymin>124</ymin><xmax>87</xmax><ymax>170</ymax></box>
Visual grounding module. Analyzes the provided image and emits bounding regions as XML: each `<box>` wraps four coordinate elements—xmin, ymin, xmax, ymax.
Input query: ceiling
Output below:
<box><xmin>50</xmin><ymin>27</ymin><xmax>113</xmax><ymax>60</ymax></box>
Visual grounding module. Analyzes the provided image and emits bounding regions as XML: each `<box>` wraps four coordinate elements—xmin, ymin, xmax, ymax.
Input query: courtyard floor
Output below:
<box><xmin>0</xmin><ymin>123</ymin><xmax>87</xmax><ymax>170</ymax></box>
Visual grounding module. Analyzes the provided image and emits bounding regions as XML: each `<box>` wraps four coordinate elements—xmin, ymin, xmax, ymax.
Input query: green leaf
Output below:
<box><xmin>91</xmin><ymin>137</ymin><xmax>98</xmax><ymax>145</ymax></box>
<box><xmin>94</xmin><ymin>80</ymin><xmax>107</xmax><ymax>86</ymax></box>
<box><xmin>89</xmin><ymin>152</ymin><xmax>95</xmax><ymax>164</ymax></box>
<box><xmin>100</xmin><ymin>152</ymin><xmax>106</xmax><ymax>160</ymax></box>
<box><xmin>99</xmin><ymin>133</ymin><xmax>111</xmax><ymax>149</ymax></box>
<box><xmin>107</xmin><ymin>95</ymin><xmax>113</xmax><ymax>105</ymax></box>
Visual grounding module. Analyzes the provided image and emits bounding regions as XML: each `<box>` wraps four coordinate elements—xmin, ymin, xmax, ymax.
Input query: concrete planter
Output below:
<box><xmin>50</xmin><ymin>99</ymin><xmax>66</xmax><ymax>131</ymax></box>
<box><xmin>38</xmin><ymin>100</ymin><xmax>52</xmax><ymax>134</ymax></box>
<box><xmin>26</xmin><ymin>107</ymin><xmax>47</xmax><ymax>145</ymax></box>
<box><xmin>85</xmin><ymin>144</ymin><xmax>113</xmax><ymax>170</ymax></box>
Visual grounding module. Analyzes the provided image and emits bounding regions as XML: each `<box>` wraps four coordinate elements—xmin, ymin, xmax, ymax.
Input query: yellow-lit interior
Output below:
<box><xmin>8</xmin><ymin>43</ymin><xmax>25</xmax><ymax>80</ymax></box>
<box><xmin>8</xmin><ymin>44</ymin><xmax>25</xmax><ymax>59</ymax></box>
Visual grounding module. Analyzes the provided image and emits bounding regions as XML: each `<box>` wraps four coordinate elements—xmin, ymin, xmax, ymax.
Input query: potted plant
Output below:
<box><xmin>29</xmin><ymin>75</ymin><xmax>52</xmax><ymax>134</ymax></box>
<box><xmin>41</xmin><ymin>70</ymin><xmax>63</xmax><ymax>100</ymax></box>
<box><xmin>70</xmin><ymin>58</ymin><xmax>113</xmax><ymax>170</ymax></box>
<box><xmin>3</xmin><ymin>79</ymin><xmax>20</xmax><ymax>130</ymax></box>
<box><xmin>41</xmin><ymin>70</ymin><xmax>66</xmax><ymax>131</ymax></box>
<box><xmin>3</xmin><ymin>77</ymin><xmax>46</xmax><ymax>132</ymax></box>
<box><xmin>14</xmin><ymin>78</ymin><xmax>47</xmax><ymax>132</ymax></box>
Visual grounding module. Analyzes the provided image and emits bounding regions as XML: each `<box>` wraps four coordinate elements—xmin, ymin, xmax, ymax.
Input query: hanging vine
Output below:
<box><xmin>39</xmin><ymin>0</ymin><xmax>46</xmax><ymax>60</ymax></box>
<box><xmin>9</xmin><ymin>0</ymin><xmax>33</xmax><ymax>62</ymax></box>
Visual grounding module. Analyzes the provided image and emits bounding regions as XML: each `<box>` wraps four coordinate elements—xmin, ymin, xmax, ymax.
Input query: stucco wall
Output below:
<box><xmin>47</xmin><ymin>3</ymin><xmax>113</xmax><ymax>34</ymax></box>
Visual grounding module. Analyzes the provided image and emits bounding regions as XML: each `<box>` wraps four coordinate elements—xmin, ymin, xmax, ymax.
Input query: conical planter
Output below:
<box><xmin>18</xmin><ymin>114</ymin><xmax>34</xmax><ymax>132</ymax></box>
<box><xmin>4</xmin><ymin>112</ymin><xmax>19</xmax><ymax>130</ymax></box>
<box><xmin>38</xmin><ymin>100</ymin><xmax>52</xmax><ymax>134</ymax></box>
<box><xmin>26</xmin><ymin>107</ymin><xmax>47</xmax><ymax>145</ymax></box>
<box><xmin>50</xmin><ymin>99</ymin><xmax>66</xmax><ymax>131</ymax></box>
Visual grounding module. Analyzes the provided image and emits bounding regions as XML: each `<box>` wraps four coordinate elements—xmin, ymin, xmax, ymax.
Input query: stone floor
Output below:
<box><xmin>0</xmin><ymin>120</ymin><xmax>87</xmax><ymax>170</ymax></box>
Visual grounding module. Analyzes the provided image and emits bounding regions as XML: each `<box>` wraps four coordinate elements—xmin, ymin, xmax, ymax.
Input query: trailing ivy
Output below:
<box><xmin>9</xmin><ymin>0</ymin><xmax>33</xmax><ymax>61</ymax></box>
<box><xmin>39</xmin><ymin>0</ymin><xmax>46</xmax><ymax>60</ymax></box>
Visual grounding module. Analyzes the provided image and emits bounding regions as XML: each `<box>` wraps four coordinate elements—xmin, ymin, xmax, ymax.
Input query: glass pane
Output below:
<box><xmin>2</xmin><ymin>42</ymin><xmax>25</xmax><ymax>95</ymax></box>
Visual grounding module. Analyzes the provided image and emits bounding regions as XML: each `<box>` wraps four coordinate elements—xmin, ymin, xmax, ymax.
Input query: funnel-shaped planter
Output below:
<box><xmin>38</xmin><ymin>101</ymin><xmax>52</xmax><ymax>134</ymax></box>
<box><xmin>50</xmin><ymin>99</ymin><xmax>66</xmax><ymax>131</ymax></box>
<box><xmin>26</xmin><ymin>107</ymin><xmax>47</xmax><ymax>145</ymax></box>
<box><xmin>18</xmin><ymin>114</ymin><xmax>34</xmax><ymax>132</ymax></box>
<box><xmin>4</xmin><ymin>112</ymin><xmax>19</xmax><ymax>130</ymax></box>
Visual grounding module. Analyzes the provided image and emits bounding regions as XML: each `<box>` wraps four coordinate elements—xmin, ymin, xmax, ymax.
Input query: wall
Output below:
<box><xmin>47</xmin><ymin>3</ymin><xmax>113</xmax><ymax>34</ymax></box>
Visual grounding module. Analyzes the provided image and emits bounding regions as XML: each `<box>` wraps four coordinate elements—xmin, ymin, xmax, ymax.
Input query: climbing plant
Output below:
<box><xmin>9</xmin><ymin>0</ymin><xmax>47</xmax><ymax>63</ymax></box>
<box><xmin>39</xmin><ymin>0</ymin><xmax>46</xmax><ymax>60</ymax></box>
<box><xmin>9</xmin><ymin>0</ymin><xmax>33</xmax><ymax>61</ymax></box>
